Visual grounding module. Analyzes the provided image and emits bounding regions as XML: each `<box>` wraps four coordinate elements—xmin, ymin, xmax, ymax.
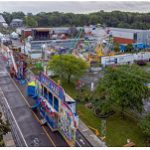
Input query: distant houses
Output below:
<box><xmin>10</xmin><ymin>19</ymin><xmax>23</xmax><ymax>28</ymax></box>
<box><xmin>0</xmin><ymin>15</ymin><xmax>8</xmax><ymax>28</ymax></box>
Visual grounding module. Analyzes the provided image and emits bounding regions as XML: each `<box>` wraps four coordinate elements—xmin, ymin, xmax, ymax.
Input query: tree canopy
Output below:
<box><xmin>48</xmin><ymin>54</ymin><xmax>88</xmax><ymax>83</ymax></box>
<box><xmin>95</xmin><ymin>65</ymin><xmax>150</xmax><ymax>117</ymax></box>
<box><xmin>126</xmin><ymin>44</ymin><xmax>134</xmax><ymax>52</ymax></box>
<box><xmin>1</xmin><ymin>10</ymin><xmax>150</xmax><ymax>29</ymax></box>
<box><xmin>23</xmin><ymin>16</ymin><xmax>38</xmax><ymax>27</ymax></box>
<box><xmin>140</xmin><ymin>113</ymin><xmax>150</xmax><ymax>137</ymax></box>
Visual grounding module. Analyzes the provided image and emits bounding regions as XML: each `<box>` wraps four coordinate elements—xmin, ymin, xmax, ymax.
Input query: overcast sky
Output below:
<box><xmin>0</xmin><ymin>1</ymin><xmax>150</xmax><ymax>14</ymax></box>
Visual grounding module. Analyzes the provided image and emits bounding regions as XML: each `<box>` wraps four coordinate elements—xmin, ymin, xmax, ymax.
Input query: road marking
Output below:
<box><xmin>76</xmin><ymin>140</ymin><xmax>82</xmax><ymax>147</ymax></box>
<box><xmin>32</xmin><ymin>111</ymin><xmax>56</xmax><ymax>147</ymax></box>
<box><xmin>82</xmin><ymin>129</ymin><xmax>88</xmax><ymax>132</ymax></box>
<box><xmin>9</xmin><ymin>74</ymin><xmax>56</xmax><ymax>147</ymax></box>
<box><xmin>79</xmin><ymin>139</ymin><xmax>85</xmax><ymax>145</ymax></box>
<box><xmin>0</xmin><ymin>87</ymin><xmax>28</xmax><ymax>147</ymax></box>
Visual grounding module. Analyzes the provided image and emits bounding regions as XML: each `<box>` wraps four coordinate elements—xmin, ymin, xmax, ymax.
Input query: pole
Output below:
<box><xmin>23</xmin><ymin>31</ymin><xmax>26</xmax><ymax>54</ymax></box>
<box><xmin>42</xmin><ymin>47</ymin><xmax>44</xmax><ymax>67</ymax></box>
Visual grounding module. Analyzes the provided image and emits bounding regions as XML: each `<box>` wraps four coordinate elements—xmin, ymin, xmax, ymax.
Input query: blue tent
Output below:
<box><xmin>120</xmin><ymin>44</ymin><xmax>126</xmax><ymax>52</ymax></box>
<box><xmin>133</xmin><ymin>43</ymin><xmax>145</xmax><ymax>50</ymax></box>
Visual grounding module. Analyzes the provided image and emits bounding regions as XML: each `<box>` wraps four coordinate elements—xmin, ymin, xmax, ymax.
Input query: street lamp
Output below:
<box><xmin>41</xmin><ymin>44</ymin><xmax>46</xmax><ymax>66</ymax></box>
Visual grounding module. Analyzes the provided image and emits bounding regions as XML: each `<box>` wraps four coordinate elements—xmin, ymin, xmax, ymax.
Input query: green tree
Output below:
<box><xmin>114</xmin><ymin>42</ymin><xmax>120</xmax><ymax>52</ymax></box>
<box><xmin>0</xmin><ymin>112</ymin><xmax>10</xmax><ymax>146</ymax></box>
<box><xmin>96</xmin><ymin>65</ymin><xmax>150</xmax><ymax>118</ymax></box>
<box><xmin>48</xmin><ymin>54</ymin><xmax>88</xmax><ymax>83</ymax></box>
<box><xmin>126</xmin><ymin>44</ymin><xmax>134</xmax><ymax>52</ymax></box>
<box><xmin>24</xmin><ymin>16</ymin><xmax>38</xmax><ymax>27</ymax></box>
<box><xmin>11</xmin><ymin>11</ymin><xmax>25</xmax><ymax>19</ymax></box>
<box><xmin>139</xmin><ymin>113</ymin><xmax>150</xmax><ymax>146</ymax></box>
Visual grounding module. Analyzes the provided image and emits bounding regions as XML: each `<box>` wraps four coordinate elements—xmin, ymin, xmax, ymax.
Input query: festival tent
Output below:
<box><xmin>11</xmin><ymin>32</ymin><xmax>19</xmax><ymax>39</ymax></box>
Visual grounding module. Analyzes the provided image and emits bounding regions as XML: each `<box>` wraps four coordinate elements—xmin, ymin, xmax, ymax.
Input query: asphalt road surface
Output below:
<box><xmin>12</xmin><ymin>71</ymin><xmax>92</xmax><ymax>147</ymax></box>
<box><xmin>0</xmin><ymin>53</ymin><xmax>54</xmax><ymax>147</ymax></box>
<box><xmin>0</xmin><ymin>50</ymin><xmax>92</xmax><ymax>147</ymax></box>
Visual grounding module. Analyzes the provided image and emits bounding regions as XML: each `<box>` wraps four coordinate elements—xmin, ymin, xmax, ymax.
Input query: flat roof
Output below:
<box><xmin>32</xmin><ymin>28</ymin><xmax>51</xmax><ymax>32</ymax></box>
<box><xmin>109</xmin><ymin>27</ymin><xmax>149</xmax><ymax>33</ymax></box>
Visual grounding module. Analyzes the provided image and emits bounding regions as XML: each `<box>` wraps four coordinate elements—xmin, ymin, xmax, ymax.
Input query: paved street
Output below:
<box><xmin>0</xmin><ymin>53</ymin><xmax>54</xmax><ymax>147</ymax></box>
<box><xmin>12</xmin><ymin>72</ymin><xmax>92</xmax><ymax>147</ymax></box>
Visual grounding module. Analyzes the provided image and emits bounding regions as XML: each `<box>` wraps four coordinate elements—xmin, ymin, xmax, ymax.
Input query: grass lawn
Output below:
<box><xmin>51</xmin><ymin>76</ymin><xmax>146</xmax><ymax>147</ymax></box>
<box><xmin>77</xmin><ymin>103</ymin><xmax>145</xmax><ymax>147</ymax></box>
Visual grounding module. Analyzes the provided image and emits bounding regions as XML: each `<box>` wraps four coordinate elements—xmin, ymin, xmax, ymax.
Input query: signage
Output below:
<box><xmin>39</xmin><ymin>73</ymin><xmax>65</xmax><ymax>101</ymax></box>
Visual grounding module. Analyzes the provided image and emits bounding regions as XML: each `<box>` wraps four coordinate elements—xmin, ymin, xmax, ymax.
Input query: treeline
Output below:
<box><xmin>1</xmin><ymin>11</ymin><xmax>150</xmax><ymax>29</ymax></box>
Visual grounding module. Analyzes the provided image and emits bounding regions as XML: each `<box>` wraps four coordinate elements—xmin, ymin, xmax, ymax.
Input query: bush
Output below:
<box><xmin>93</xmin><ymin>101</ymin><xmax>114</xmax><ymax>118</ymax></box>
<box><xmin>136</xmin><ymin>60</ymin><xmax>147</xmax><ymax>66</ymax></box>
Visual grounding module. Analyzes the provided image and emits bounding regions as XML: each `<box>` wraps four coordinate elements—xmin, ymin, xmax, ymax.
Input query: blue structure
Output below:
<box><xmin>119</xmin><ymin>43</ymin><xmax>150</xmax><ymax>52</ymax></box>
<box><xmin>27</xmin><ymin>73</ymin><xmax>79</xmax><ymax>146</ymax></box>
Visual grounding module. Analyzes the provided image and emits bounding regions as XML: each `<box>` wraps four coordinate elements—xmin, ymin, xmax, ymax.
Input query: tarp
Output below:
<box><xmin>0</xmin><ymin>32</ymin><xmax>4</xmax><ymax>38</ymax></box>
<box><xmin>28</xmin><ymin>81</ymin><xmax>36</xmax><ymax>87</ymax></box>
<box><xmin>11</xmin><ymin>32</ymin><xmax>19</xmax><ymax>39</ymax></box>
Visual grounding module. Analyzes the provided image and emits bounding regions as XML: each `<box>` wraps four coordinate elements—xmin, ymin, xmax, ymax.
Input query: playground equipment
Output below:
<box><xmin>95</xmin><ymin>44</ymin><xmax>104</xmax><ymax>57</ymax></box>
<box><xmin>73</xmin><ymin>28</ymin><xmax>84</xmax><ymax>49</ymax></box>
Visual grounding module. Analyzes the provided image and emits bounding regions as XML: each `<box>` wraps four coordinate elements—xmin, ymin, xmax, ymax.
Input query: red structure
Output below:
<box><xmin>113</xmin><ymin>37</ymin><xmax>134</xmax><ymax>44</ymax></box>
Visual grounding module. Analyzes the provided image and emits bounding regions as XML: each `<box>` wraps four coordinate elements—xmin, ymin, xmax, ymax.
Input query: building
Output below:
<box><xmin>0</xmin><ymin>15</ymin><xmax>8</xmax><ymax>27</ymax></box>
<box><xmin>101</xmin><ymin>52</ymin><xmax>150</xmax><ymax>67</ymax></box>
<box><xmin>109</xmin><ymin>28</ymin><xmax>150</xmax><ymax>46</ymax></box>
<box><xmin>32</xmin><ymin>28</ymin><xmax>51</xmax><ymax>41</ymax></box>
<box><xmin>10</xmin><ymin>19</ymin><xmax>23</xmax><ymax>28</ymax></box>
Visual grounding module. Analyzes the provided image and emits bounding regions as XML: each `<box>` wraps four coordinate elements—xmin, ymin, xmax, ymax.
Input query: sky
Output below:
<box><xmin>0</xmin><ymin>1</ymin><xmax>150</xmax><ymax>14</ymax></box>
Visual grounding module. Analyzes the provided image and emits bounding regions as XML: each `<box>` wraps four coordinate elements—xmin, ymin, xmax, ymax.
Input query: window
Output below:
<box><xmin>48</xmin><ymin>92</ymin><xmax>53</xmax><ymax>105</ymax></box>
<box><xmin>41</xmin><ymin>85</ymin><xmax>44</xmax><ymax>95</ymax></box>
<box><xmin>134</xmin><ymin>33</ymin><xmax>137</xmax><ymax>41</ymax></box>
<box><xmin>43</xmin><ymin>86</ymin><xmax>48</xmax><ymax>99</ymax></box>
<box><xmin>54</xmin><ymin>96</ymin><xmax>59</xmax><ymax>112</ymax></box>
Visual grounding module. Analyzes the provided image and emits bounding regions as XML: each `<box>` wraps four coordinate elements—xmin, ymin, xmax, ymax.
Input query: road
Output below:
<box><xmin>0</xmin><ymin>53</ymin><xmax>58</xmax><ymax>147</ymax></box>
<box><xmin>12</xmin><ymin>69</ymin><xmax>92</xmax><ymax>147</ymax></box>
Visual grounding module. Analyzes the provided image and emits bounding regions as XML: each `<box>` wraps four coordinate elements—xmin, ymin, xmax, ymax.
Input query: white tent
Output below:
<box><xmin>0</xmin><ymin>32</ymin><xmax>4</xmax><ymax>38</ymax></box>
<box><xmin>11</xmin><ymin>32</ymin><xmax>19</xmax><ymax>39</ymax></box>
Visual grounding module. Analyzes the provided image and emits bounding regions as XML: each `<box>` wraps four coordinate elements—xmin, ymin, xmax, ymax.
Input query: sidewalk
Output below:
<box><xmin>78</xmin><ymin>119</ymin><xmax>106</xmax><ymax>147</ymax></box>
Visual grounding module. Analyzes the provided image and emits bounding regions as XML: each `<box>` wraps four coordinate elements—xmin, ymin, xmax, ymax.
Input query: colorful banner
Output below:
<box><xmin>39</xmin><ymin>73</ymin><xmax>65</xmax><ymax>101</ymax></box>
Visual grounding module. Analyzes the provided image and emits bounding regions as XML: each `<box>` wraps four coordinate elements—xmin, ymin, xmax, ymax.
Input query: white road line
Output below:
<box><xmin>76</xmin><ymin>140</ymin><xmax>82</xmax><ymax>147</ymax></box>
<box><xmin>0</xmin><ymin>87</ymin><xmax>28</xmax><ymax>147</ymax></box>
<box><xmin>82</xmin><ymin>129</ymin><xmax>88</xmax><ymax>132</ymax></box>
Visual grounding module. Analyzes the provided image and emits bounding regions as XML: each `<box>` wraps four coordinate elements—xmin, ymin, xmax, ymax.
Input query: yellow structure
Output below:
<box><xmin>88</xmin><ymin>126</ymin><xmax>100</xmax><ymax>136</ymax></box>
<box><xmin>95</xmin><ymin>44</ymin><xmax>104</xmax><ymax>57</ymax></box>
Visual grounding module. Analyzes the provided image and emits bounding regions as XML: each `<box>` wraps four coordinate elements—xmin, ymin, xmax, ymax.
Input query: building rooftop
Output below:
<box><xmin>0</xmin><ymin>15</ymin><xmax>6</xmax><ymax>23</ymax></box>
<box><xmin>109</xmin><ymin>27</ymin><xmax>148</xmax><ymax>33</ymax></box>
<box><xmin>11</xmin><ymin>19</ymin><xmax>23</xmax><ymax>22</ymax></box>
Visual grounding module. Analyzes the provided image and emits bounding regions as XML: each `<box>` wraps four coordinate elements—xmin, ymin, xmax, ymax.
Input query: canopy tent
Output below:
<box><xmin>11</xmin><ymin>32</ymin><xmax>19</xmax><ymax>39</ymax></box>
<box><xmin>0</xmin><ymin>32</ymin><xmax>4</xmax><ymax>38</ymax></box>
